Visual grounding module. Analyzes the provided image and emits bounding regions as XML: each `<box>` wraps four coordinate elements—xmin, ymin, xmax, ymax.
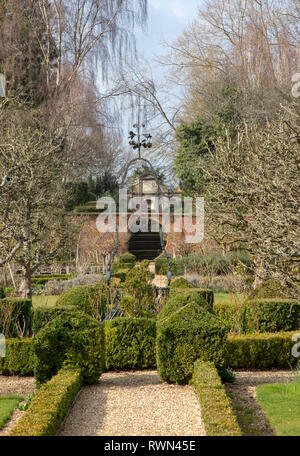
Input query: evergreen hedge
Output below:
<box><xmin>33</xmin><ymin>309</ymin><xmax>105</xmax><ymax>385</ymax></box>
<box><xmin>10</xmin><ymin>368</ymin><xmax>82</xmax><ymax>436</ymax></box>
<box><xmin>157</xmin><ymin>302</ymin><xmax>228</xmax><ymax>384</ymax></box>
<box><xmin>105</xmin><ymin>317</ymin><xmax>156</xmax><ymax>370</ymax></box>
<box><xmin>0</xmin><ymin>338</ymin><xmax>34</xmax><ymax>376</ymax></box>
<box><xmin>193</xmin><ymin>360</ymin><xmax>241</xmax><ymax>436</ymax></box>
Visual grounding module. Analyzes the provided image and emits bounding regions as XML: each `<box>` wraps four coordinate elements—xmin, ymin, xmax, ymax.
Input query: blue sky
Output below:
<box><xmin>136</xmin><ymin>0</ymin><xmax>202</xmax><ymax>60</ymax></box>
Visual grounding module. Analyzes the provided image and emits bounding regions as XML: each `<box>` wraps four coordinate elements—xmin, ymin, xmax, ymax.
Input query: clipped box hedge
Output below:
<box><xmin>214</xmin><ymin>298</ymin><xmax>300</xmax><ymax>334</ymax></box>
<box><xmin>157</xmin><ymin>302</ymin><xmax>228</xmax><ymax>384</ymax></box>
<box><xmin>226</xmin><ymin>331</ymin><xmax>299</xmax><ymax>369</ymax></box>
<box><xmin>10</xmin><ymin>368</ymin><xmax>82</xmax><ymax>436</ymax></box>
<box><xmin>169</xmin><ymin>288</ymin><xmax>214</xmax><ymax>310</ymax></box>
<box><xmin>155</xmin><ymin>256</ymin><xmax>184</xmax><ymax>276</ymax></box>
<box><xmin>105</xmin><ymin>317</ymin><xmax>156</xmax><ymax>370</ymax></box>
<box><xmin>0</xmin><ymin>298</ymin><xmax>32</xmax><ymax>337</ymax></box>
<box><xmin>33</xmin><ymin>309</ymin><xmax>105</xmax><ymax>385</ymax></box>
<box><xmin>193</xmin><ymin>360</ymin><xmax>241</xmax><ymax>436</ymax></box>
<box><xmin>0</xmin><ymin>338</ymin><xmax>34</xmax><ymax>376</ymax></box>
<box><xmin>32</xmin><ymin>306</ymin><xmax>72</xmax><ymax>335</ymax></box>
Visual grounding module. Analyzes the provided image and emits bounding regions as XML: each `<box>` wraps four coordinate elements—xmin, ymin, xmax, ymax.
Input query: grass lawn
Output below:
<box><xmin>214</xmin><ymin>293</ymin><xmax>245</xmax><ymax>305</ymax></box>
<box><xmin>0</xmin><ymin>396</ymin><xmax>23</xmax><ymax>429</ymax></box>
<box><xmin>32</xmin><ymin>295</ymin><xmax>58</xmax><ymax>309</ymax></box>
<box><xmin>257</xmin><ymin>381</ymin><xmax>300</xmax><ymax>436</ymax></box>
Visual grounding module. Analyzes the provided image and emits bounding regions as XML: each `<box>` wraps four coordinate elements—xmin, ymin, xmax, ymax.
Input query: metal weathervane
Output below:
<box><xmin>105</xmin><ymin>123</ymin><xmax>173</xmax><ymax>317</ymax></box>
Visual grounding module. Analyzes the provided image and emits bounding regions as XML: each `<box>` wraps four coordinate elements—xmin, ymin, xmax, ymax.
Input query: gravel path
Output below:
<box><xmin>59</xmin><ymin>370</ymin><xmax>206</xmax><ymax>436</ymax></box>
<box><xmin>0</xmin><ymin>376</ymin><xmax>36</xmax><ymax>437</ymax></box>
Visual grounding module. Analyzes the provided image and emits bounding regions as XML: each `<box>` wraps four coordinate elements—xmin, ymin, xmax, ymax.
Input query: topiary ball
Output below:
<box><xmin>169</xmin><ymin>278</ymin><xmax>196</xmax><ymax>289</ymax></box>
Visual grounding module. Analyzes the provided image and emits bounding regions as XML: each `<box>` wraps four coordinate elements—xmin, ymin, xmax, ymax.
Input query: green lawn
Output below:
<box><xmin>214</xmin><ymin>293</ymin><xmax>245</xmax><ymax>305</ymax></box>
<box><xmin>0</xmin><ymin>396</ymin><xmax>23</xmax><ymax>429</ymax></box>
<box><xmin>32</xmin><ymin>295</ymin><xmax>58</xmax><ymax>309</ymax></box>
<box><xmin>257</xmin><ymin>381</ymin><xmax>300</xmax><ymax>436</ymax></box>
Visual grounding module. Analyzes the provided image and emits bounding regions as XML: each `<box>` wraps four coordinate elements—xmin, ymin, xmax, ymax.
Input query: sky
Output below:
<box><xmin>136</xmin><ymin>0</ymin><xmax>202</xmax><ymax>60</ymax></box>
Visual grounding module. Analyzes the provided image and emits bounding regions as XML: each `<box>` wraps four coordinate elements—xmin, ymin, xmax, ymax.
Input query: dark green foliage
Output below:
<box><xmin>118</xmin><ymin>253</ymin><xmax>136</xmax><ymax>266</ymax></box>
<box><xmin>154</xmin><ymin>256</ymin><xmax>184</xmax><ymax>276</ymax></box>
<box><xmin>0</xmin><ymin>339</ymin><xmax>34</xmax><ymax>376</ymax></box>
<box><xmin>158</xmin><ymin>290</ymin><xmax>214</xmax><ymax>323</ymax></box>
<box><xmin>56</xmin><ymin>284</ymin><xmax>106</xmax><ymax>320</ymax></box>
<box><xmin>10</xmin><ymin>368</ymin><xmax>82</xmax><ymax>436</ymax></box>
<box><xmin>65</xmin><ymin>182</ymin><xmax>89</xmax><ymax>211</ymax></box>
<box><xmin>226</xmin><ymin>332</ymin><xmax>298</xmax><ymax>369</ymax></box>
<box><xmin>105</xmin><ymin>318</ymin><xmax>156</xmax><ymax>370</ymax></box>
<box><xmin>192</xmin><ymin>360</ymin><xmax>241</xmax><ymax>436</ymax></box>
<box><xmin>0</xmin><ymin>286</ymin><xmax>5</xmax><ymax>299</ymax></box>
<box><xmin>0</xmin><ymin>298</ymin><xmax>32</xmax><ymax>337</ymax></box>
<box><xmin>112</xmin><ymin>268</ymin><xmax>129</xmax><ymax>283</ymax></box>
<box><xmin>169</xmin><ymin>288</ymin><xmax>214</xmax><ymax>309</ymax></box>
<box><xmin>175</xmin><ymin>119</ymin><xmax>216</xmax><ymax>195</ymax></box>
<box><xmin>32</xmin><ymin>306</ymin><xmax>71</xmax><ymax>335</ymax></box>
<box><xmin>73</xmin><ymin>205</ymin><xmax>106</xmax><ymax>213</ymax></box>
<box><xmin>214</xmin><ymin>299</ymin><xmax>300</xmax><ymax>334</ymax></box>
<box><xmin>33</xmin><ymin>310</ymin><xmax>105</xmax><ymax>385</ymax></box>
<box><xmin>156</xmin><ymin>302</ymin><xmax>228</xmax><ymax>384</ymax></box>
<box><xmin>120</xmin><ymin>262</ymin><xmax>155</xmax><ymax>317</ymax></box>
<box><xmin>170</xmin><ymin>277</ymin><xmax>196</xmax><ymax>289</ymax></box>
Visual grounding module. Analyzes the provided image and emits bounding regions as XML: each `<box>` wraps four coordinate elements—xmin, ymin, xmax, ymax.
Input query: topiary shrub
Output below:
<box><xmin>156</xmin><ymin>302</ymin><xmax>228</xmax><ymax>384</ymax></box>
<box><xmin>120</xmin><ymin>261</ymin><xmax>155</xmax><ymax>317</ymax></box>
<box><xmin>249</xmin><ymin>280</ymin><xmax>293</xmax><ymax>299</ymax></box>
<box><xmin>0</xmin><ymin>286</ymin><xmax>5</xmax><ymax>299</ymax></box>
<box><xmin>33</xmin><ymin>309</ymin><xmax>105</xmax><ymax>385</ymax></box>
<box><xmin>56</xmin><ymin>284</ymin><xmax>106</xmax><ymax>321</ymax></box>
<box><xmin>169</xmin><ymin>277</ymin><xmax>196</xmax><ymax>289</ymax></box>
<box><xmin>0</xmin><ymin>298</ymin><xmax>32</xmax><ymax>337</ymax></box>
<box><xmin>105</xmin><ymin>317</ymin><xmax>156</xmax><ymax>370</ymax></box>
<box><xmin>32</xmin><ymin>306</ymin><xmax>71</xmax><ymax>335</ymax></box>
<box><xmin>118</xmin><ymin>253</ymin><xmax>136</xmax><ymax>266</ymax></box>
<box><xmin>157</xmin><ymin>292</ymin><xmax>214</xmax><ymax>323</ymax></box>
<box><xmin>169</xmin><ymin>288</ymin><xmax>214</xmax><ymax>309</ymax></box>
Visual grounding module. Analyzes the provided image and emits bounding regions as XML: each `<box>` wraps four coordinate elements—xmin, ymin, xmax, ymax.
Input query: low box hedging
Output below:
<box><xmin>31</xmin><ymin>275</ymin><xmax>71</xmax><ymax>286</ymax></box>
<box><xmin>33</xmin><ymin>309</ymin><xmax>105</xmax><ymax>385</ymax></box>
<box><xmin>214</xmin><ymin>298</ymin><xmax>300</xmax><ymax>334</ymax></box>
<box><xmin>112</xmin><ymin>268</ymin><xmax>129</xmax><ymax>283</ymax></box>
<box><xmin>10</xmin><ymin>368</ymin><xmax>82</xmax><ymax>436</ymax></box>
<box><xmin>0</xmin><ymin>298</ymin><xmax>32</xmax><ymax>337</ymax></box>
<box><xmin>192</xmin><ymin>360</ymin><xmax>241</xmax><ymax>436</ymax></box>
<box><xmin>226</xmin><ymin>332</ymin><xmax>299</xmax><ymax>369</ymax></box>
<box><xmin>105</xmin><ymin>317</ymin><xmax>156</xmax><ymax>370</ymax></box>
<box><xmin>32</xmin><ymin>306</ymin><xmax>72</xmax><ymax>335</ymax></box>
<box><xmin>118</xmin><ymin>253</ymin><xmax>136</xmax><ymax>266</ymax></box>
<box><xmin>169</xmin><ymin>288</ymin><xmax>214</xmax><ymax>310</ymax></box>
<box><xmin>157</xmin><ymin>302</ymin><xmax>228</xmax><ymax>384</ymax></box>
<box><xmin>0</xmin><ymin>338</ymin><xmax>34</xmax><ymax>376</ymax></box>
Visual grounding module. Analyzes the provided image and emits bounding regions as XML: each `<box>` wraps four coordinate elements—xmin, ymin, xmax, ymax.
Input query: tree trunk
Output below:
<box><xmin>20</xmin><ymin>266</ymin><xmax>32</xmax><ymax>300</ymax></box>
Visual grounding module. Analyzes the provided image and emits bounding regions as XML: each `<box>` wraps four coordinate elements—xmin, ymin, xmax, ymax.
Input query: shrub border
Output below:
<box><xmin>192</xmin><ymin>360</ymin><xmax>241</xmax><ymax>436</ymax></box>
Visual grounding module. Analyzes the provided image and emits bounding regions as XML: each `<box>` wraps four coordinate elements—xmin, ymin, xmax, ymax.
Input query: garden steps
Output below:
<box><xmin>58</xmin><ymin>370</ymin><xmax>206</xmax><ymax>436</ymax></box>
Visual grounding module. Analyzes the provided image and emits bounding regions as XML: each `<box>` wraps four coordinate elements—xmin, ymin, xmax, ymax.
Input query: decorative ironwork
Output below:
<box><xmin>105</xmin><ymin>124</ymin><xmax>173</xmax><ymax>314</ymax></box>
